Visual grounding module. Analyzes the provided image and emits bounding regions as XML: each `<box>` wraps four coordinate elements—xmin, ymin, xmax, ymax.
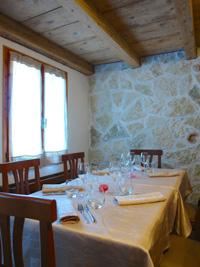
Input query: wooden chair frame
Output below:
<box><xmin>0</xmin><ymin>192</ymin><xmax>57</xmax><ymax>267</ymax></box>
<box><xmin>130</xmin><ymin>149</ymin><xmax>163</xmax><ymax>168</ymax></box>
<box><xmin>0</xmin><ymin>159</ymin><xmax>41</xmax><ymax>194</ymax></box>
<box><xmin>62</xmin><ymin>152</ymin><xmax>85</xmax><ymax>180</ymax></box>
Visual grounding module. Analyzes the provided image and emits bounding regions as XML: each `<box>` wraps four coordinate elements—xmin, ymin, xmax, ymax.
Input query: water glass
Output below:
<box><xmin>110</xmin><ymin>170</ymin><xmax>121</xmax><ymax>195</ymax></box>
<box><xmin>87</xmin><ymin>185</ymin><xmax>105</xmax><ymax>209</ymax></box>
<box><xmin>119</xmin><ymin>177</ymin><xmax>133</xmax><ymax>196</ymax></box>
<box><xmin>65</xmin><ymin>179</ymin><xmax>79</xmax><ymax>198</ymax></box>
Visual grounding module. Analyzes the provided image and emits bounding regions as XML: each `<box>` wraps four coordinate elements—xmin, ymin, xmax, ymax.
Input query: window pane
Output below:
<box><xmin>10</xmin><ymin>61</ymin><xmax>42</xmax><ymax>158</ymax></box>
<box><xmin>44</xmin><ymin>72</ymin><xmax>67</xmax><ymax>152</ymax></box>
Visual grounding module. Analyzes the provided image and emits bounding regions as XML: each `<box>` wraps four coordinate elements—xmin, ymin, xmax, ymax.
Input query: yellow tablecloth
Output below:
<box><xmin>24</xmin><ymin>169</ymin><xmax>191</xmax><ymax>267</ymax></box>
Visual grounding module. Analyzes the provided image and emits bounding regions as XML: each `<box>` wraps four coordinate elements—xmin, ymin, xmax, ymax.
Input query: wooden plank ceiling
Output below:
<box><xmin>0</xmin><ymin>0</ymin><xmax>198</xmax><ymax>75</ymax></box>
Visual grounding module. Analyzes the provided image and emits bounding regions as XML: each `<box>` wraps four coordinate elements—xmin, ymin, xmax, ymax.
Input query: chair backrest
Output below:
<box><xmin>130</xmin><ymin>149</ymin><xmax>163</xmax><ymax>168</ymax></box>
<box><xmin>62</xmin><ymin>152</ymin><xmax>85</xmax><ymax>180</ymax></box>
<box><xmin>0</xmin><ymin>192</ymin><xmax>57</xmax><ymax>267</ymax></box>
<box><xmin>0</xmin><ymin>159</ymin><xmax>41</xmax><ymax>194</ymax></box>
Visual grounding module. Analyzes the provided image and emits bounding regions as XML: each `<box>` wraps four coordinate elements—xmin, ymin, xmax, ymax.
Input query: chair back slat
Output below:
<box><xmin>0</xmin><ymin>193</ymin><xmax>57</xmax><ymax>267</ymax></box>
<box><xmin>130</xmin><ymin>149</ymin><xmax>163</xmax><ymax>168</ymax></box>
<box><xmin>13</xmin><ymin>217</ymin><xmax>24</xmax><ymax>267</ymax></box>
<box><xmin>12</xmin><ymin>170</ymin><xmax>20</xmax><ymax>193</ymax></box>
<box><xmin>25</xmin><ymin>168</ymin><xmax>29</xmax><ymax>194</ymax></box>
<box><xmin>62</xmin><ymin>152</ymin><xmax>85</xmax><ymax>180</ymax></box>
<box><xmin>18</xmin><ymin>169</ymin><xmax>25</xmax><ymax>194</ymax></box>
<box><xmin>34</xmin><ymin>165</ymin><xmax>40</xmax><ymax>192</ymax></box>
<box><xmin>0</xmin><ymin>159</ymin><xmax>41</xmax><ymax>194</ymax></box>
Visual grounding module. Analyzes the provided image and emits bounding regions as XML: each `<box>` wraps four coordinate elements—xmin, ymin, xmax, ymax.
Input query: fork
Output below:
<box><xmin>77</xmin><ymin>204</ymin><xmax>90</xmax><ymax>224</ymax></box>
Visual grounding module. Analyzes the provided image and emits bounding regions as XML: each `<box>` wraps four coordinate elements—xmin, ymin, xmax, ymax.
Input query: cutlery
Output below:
<box><xmin>84</xmin><ymin>204</ymin><xmax>97</xmax><ymax>223</ymax></box>
<box><xmin>77</xmin><ymin>204</ymin><xmax>90</xmax><ymax>224</ymax></box>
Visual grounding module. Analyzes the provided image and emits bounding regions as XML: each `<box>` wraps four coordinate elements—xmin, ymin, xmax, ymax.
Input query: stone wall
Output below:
<box><xmin>89</xmin><ymin>50</ymin><xmax>200</xmax><ymax>204</ymax></box>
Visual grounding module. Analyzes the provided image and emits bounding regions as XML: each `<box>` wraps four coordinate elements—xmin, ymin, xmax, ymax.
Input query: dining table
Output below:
<box><xmin>22</xmin><ymin>168</ymin><xmax>192</xmax><ymax>267</ymax></box>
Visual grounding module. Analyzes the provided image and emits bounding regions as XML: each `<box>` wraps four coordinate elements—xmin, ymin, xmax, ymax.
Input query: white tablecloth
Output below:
<box><xmin>23</xmin><ymin>169</ymin><xmax>192</xmax><ymax>267</ymax></box>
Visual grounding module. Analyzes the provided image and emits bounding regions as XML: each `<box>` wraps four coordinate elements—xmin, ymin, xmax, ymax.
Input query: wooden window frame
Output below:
<box><xmin>2</xmin><ymin>46</ymin><xmax>68</xmax><ymax>163</ymax></box>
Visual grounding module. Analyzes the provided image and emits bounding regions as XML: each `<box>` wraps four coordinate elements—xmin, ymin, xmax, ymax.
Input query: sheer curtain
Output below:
<box><xmin>43</xmin><ymin>65</ymin><xmax>68</xmax><ymax>164</ymax></box>
<box><xmin>9</xmin><ymin>51</ymin><xmax>42</xmax><ymax>161</ymax></box>
<box><xmin>9</xmin><ymin>52</ymin><xmax>68</xmax><ymax>165</ymax></box>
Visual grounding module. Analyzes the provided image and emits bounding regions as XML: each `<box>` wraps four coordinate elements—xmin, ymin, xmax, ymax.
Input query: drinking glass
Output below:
<box><xmin>141</xmin><ymin>152</ymin><xmax>148</xmax><ymax>168</ymax></box>
<box><xmin>65</xmin><ymin>179</ymin><xmax>79</xmax><ymax>198</ymax></box>
<box><xmin>109</xmin><ymin>161</ymin><xmax>119</xmax><ymax>174</ymax></box>
<box><xmin>110</xmin><ymin>170</ymin><xmax>121</xmax><ymax>195</ymax></box>
<box><xmin>87</xmin><ymin>184</ymin><xmax>105</xmax><ymax>209</ymax></box>
<box><xmin>77</xmin><ymin>162</ymin><xmax>89</xmax><ymax>197</ymax></box>
<box><xmin>119</xmin><ymin>176</ymin><xmax>133</xmax><ymax>196</ymax></box>
<box><xmin>146</xmin><ymin>159</ymin><xmax>155</xmax><ymax>175</ymax></box>
<box><xmin>86</xmin><ymin>170</ymin><xmax>98</xmax><ymax>192</ymax></box>
<box><xmin>130</xmin><ymin>152</ymin><xmax>135</xmax><ymax>167</ymax></box>
<box><xmin>91</xmin><ymin>165</ymin><xmax>99</xmax><ymax>182</ymax></box>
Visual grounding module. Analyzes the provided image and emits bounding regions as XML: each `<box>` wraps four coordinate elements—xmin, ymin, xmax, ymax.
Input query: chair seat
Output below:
<box><xmin>159</xmin><ymin>235</ymin><xmax>200</xmax><ymax>267</ymax></box>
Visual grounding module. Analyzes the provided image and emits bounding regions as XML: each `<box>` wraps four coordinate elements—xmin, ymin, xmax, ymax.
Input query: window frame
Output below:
<box><xmin>2</xmin><ymin>46</ymin><xmax>68</xmax><ymax>163</ymax></box>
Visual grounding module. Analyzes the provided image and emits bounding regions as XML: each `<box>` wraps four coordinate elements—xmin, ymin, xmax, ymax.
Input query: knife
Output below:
<box><xmin>84</xmin><ymin>204</ymin><xmax>97</xmax><ymax>223</ymax></box>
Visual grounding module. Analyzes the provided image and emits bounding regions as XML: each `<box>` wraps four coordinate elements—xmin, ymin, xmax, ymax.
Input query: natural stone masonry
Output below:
<box><xmin>89</xmin><ymin>49</ymin><xmax>200</xmax><ymax>205</ymax></box>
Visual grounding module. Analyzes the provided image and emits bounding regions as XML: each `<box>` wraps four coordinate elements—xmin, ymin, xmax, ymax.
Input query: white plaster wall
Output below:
<box><xmin>0</xmin><ymin>37</ymin><xmax>90</xmax><ymax>183</ymax></box>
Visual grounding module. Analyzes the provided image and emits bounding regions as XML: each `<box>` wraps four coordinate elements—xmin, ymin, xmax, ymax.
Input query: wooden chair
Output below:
<box><xmin>62</xmin><ymin>152</ymin><xmax>85</xmax><ymax>180</ymax></box>
<box><xmin>0</xmin><ymin>192</ymin><xmax>57</xmax><ymax>267</ymax></box>
<box><xmin>159</xmin><ymin>207</ymin><xmax>200</xmax><ymax>267</ymax></box>
<box><xmin>0</xmin><ymin>159</ymin><xmax>41</xmax><ymax>194</ymax></box>
<box><xmin>130</xmin><ymin>149</ymin><xmax>163</xmax><ymax>168</ymax></box>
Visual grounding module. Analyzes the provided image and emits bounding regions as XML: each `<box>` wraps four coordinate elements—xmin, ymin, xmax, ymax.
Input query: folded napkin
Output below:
<box><xmin>92</xmin><ymin>170</ymin><xmax>110</xmax><ymax>176</ymax></box>
<box><xmin>42</xmin><ymin>183</ymin><xmax>83</xmax><ymax>194</ymax></box>
<box><xmin>149</xmin><ymin>172</ymin><xmax>180</xmax><ymax>178</ymax></box>
<box><xmin>58</xmin><ymin>200</ymin><xmax>80</xmax><ymax>224</ymax></box>
<box><xmin>114</xmin><ymin>192</ymin><xmax>166</xmax><ymax>206</ymax></box>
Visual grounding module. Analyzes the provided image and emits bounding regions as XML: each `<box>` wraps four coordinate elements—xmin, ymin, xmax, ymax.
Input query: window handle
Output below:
<box><xmin>42</xmin><ymin>117</ymin><xmax>47</xmax><ymax>130</ymax></box>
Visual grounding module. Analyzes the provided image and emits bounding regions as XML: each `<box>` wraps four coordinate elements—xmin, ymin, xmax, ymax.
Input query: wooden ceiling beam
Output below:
<box><xmin>57</xmin><ymin>0</ymin><xmax>140</xmax><ymax>68</ymax></box>
<box><xmin>173</xmin><ymin>0</ymin><xmax>196</xmax><ymax>59</ymax></box>
<box><xmin>0</xmin><ymin>12</ymin><xmax>94</xmax><ymax>75</ymax></box>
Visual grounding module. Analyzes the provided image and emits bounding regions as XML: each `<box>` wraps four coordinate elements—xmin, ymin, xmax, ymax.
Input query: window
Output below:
<box><xmin>3</xmin><ymin>47</ymin><xmax>68</xmax><ymax>165</ymax></box>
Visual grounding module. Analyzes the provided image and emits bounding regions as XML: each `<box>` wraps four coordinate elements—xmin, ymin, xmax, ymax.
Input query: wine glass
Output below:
<box><xmin>86</xmin><ymin>166</ymin><xmax>98</xmax><ymax>192</ymax></box>
<box><xmin>77</xmin><ymin>162</ymin><xmax>89</xmax><ymax>197</ymax></box>
<box><xmin>130</xmin><ymin>152</ymin><xmax>135</xmax><ymax>166</ymax></box>
<box><xmin>141</xmin><ymin>152</ymin><xmax>148</xmax><ymax>168</ymax></box>
<box><xmin>109</xmin><ymin>161</ymin><xmax>118</xmax><ymax>174</ymax></box>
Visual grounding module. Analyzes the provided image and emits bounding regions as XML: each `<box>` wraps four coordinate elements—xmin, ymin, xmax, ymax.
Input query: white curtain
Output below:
<box><xmin>9</xmin><ymin>52</ymin><xmax>68</xmax><ymax>165</ymax></box>
<box><xmin>9</xmin><ymin>51</ymin><xmax>42</xmax><ymax>161</ymax></box>
<box><xmin>43</xmin><ymin>65</ymin><xmax>68</xmax><ymax>164</ymax></box>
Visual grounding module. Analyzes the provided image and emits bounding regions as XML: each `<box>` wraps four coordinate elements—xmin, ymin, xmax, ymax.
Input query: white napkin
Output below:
<box><xmin>58</xmin><ymin>200</ymin><xmax>80</xmax><ymax>224</ymax></box>
<box><xmin>42</xmin><ymin>183</ymin><xmax>83</xmax><ymax>194</ymax></box>
<box><xmin>114</xmin><ymin>192</ymin><xmax>166</xmax><ymax>206</ymax></box>
<box><xmin>149</xmin><ymin>172</ymin><xmax>179</xmax><ymax>178</ymax></box>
